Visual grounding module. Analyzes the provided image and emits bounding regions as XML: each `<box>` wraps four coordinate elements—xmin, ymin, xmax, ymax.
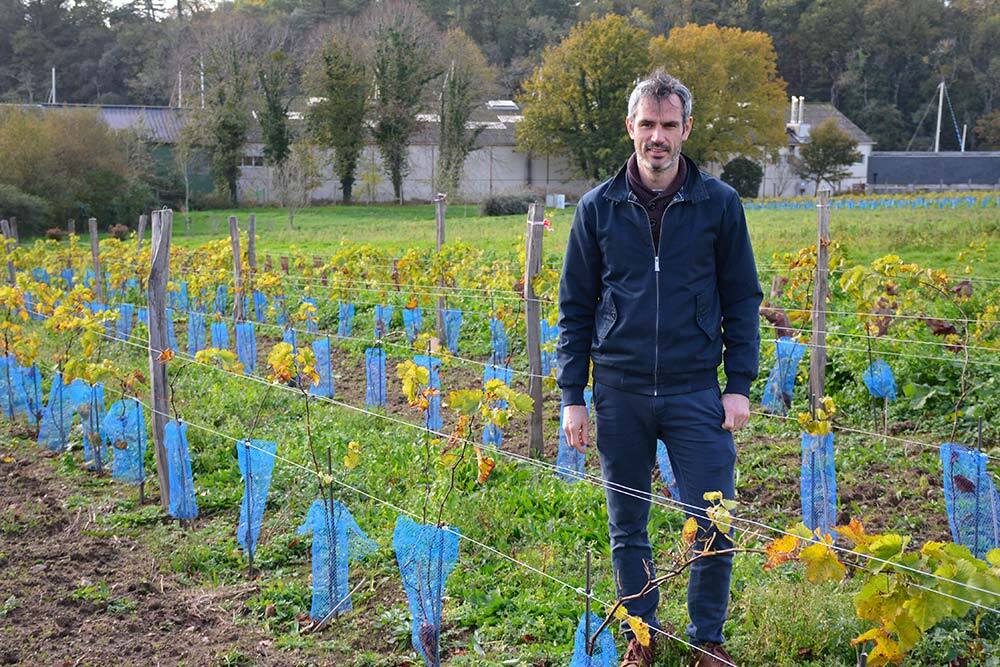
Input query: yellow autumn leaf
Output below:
<box><xmin>343</xmin><ymin>441</ymin><xmax>361</xmax><ymax>470</ymax></box>
<box><xmin>800</xmin><ymin>540</ymin><xmax>846</xmax><ymax>584</ymax></box>
<box><xmin>682</xmin><ymin>517</ymin><xmax>699</xmax><ymax>546</ymax></box>
<box><xmin>612</xmin><ymin>606</ymin><xmax>651</xmax><ymax>647</ymax></box>
<box><xmin>764</xmin><ymin>534</ymin><xmax>799</xmax><ymax>570</ymax></box>
<box><xmin>475</xmin><ymin>446</ymin><xmax>496</xmax><ymax>484</ymax></box>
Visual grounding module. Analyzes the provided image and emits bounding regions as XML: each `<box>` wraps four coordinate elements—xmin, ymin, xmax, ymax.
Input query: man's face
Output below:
<box><xmin>626</xmin><ymin>94</ymin><xmax>693</xmax><ymax>174</ymax></box>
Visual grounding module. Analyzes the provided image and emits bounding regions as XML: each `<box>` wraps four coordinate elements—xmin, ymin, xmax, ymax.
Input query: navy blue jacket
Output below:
<box><xmin>556</xmin><ymin>155</ymin><xmax>762</xmax><ymax>405</ymax></box>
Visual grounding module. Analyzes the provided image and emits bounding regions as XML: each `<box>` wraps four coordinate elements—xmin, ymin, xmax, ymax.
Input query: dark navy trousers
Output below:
<box><xmin>593</xmin><ymin>381</ymin><xmax>736</xmax><ymax>646</ymax></box>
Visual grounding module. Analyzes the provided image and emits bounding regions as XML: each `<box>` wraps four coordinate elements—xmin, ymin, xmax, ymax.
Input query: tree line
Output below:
<box><xmin>1</xmin><ymin>0</ymin><xmax>997</xmax><ymax>152</ymax></box>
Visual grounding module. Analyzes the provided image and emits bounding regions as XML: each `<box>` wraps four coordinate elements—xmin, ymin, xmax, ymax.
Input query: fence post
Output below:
<box><xmin>137</xmin><ymin>214</ymin><xmax>147</xmax><ymax>251</ymax></box>
<box><xmin>67</xmin><ymin>219</ymin><xmax>76</xmax><ymax>236</ymax></box>
<box><xmin>524</xmin><ymin>203</ymin><xmax>545</xmax><ymax>457</ymax></box>
<box><xmin>229</xmin><ymin>215</ymin><xmax>243</xmax><ymax>322</ymax></box>
<box><xmin>9</xmin><ymin>217</ymin><xmax>17</xmax><ymax>244</ymax></box>
<box><xmin>1</xmin><ymin>220</ymin><xmax>14</xmax><ymax>285</ymax></box>
<box><xmin>88</xmin><ymin>218</ymin><xmax>104</xmax><ymax>303</ymax></box>
<box><xmin>434</xmin><ymin>193</ymin><xmax>447</xmax><ymax>344</ymax></box>
<box><xmin>247</xmin><ymin>213</ymin><xmax>257</xmax><ymax>284</ymax></box>
<box><xmin>147</xmin><ymin>209</ymin><xmax>173</xmax><ymax>512</ymax></box>
<box><xmin>809</xmin><ymin>188</ymin><xmax>831</xmax><ymax>407</ymax></box>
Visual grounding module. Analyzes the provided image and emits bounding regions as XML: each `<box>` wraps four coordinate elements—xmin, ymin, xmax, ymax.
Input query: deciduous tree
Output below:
<box><xmin>436</xmin><ymin>28</ymin><xmax>493</xmax><ymax>194</ymax></box>
<box><xmin>649</xmin><ymin>22</ymin><xmax>787</xmax><ymax>169</ymax></box>
<box><xmin>516</xmin><ymin>14</ymin><xmax>651</xmax><ymax>182</ymax></box>
<box><xmin>306</xmin><ymin>24</ymin><xmax>369</xmax><ymax>203</ymax></box>
<box><xmin>790</xmin><ymin>118</ymin><xmax>861</xmax><ymax>193</ymax></box>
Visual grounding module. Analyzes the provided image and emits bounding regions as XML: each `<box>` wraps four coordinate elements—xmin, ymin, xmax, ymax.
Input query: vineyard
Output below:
<box><xmin>2</xmin><ymin>194</ymin><xmax>1000</xmax><ymax>666</ymax></box>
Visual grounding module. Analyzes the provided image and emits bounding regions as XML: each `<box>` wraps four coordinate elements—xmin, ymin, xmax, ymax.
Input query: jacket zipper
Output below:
<box><xmin>627</xmin><ymin>192</ymin><xmax>681</xmax><ymax>397</ymax></box>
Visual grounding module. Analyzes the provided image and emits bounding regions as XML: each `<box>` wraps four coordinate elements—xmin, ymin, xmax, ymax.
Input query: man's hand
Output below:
<box><xmin>721</xmin><ymin>393</ymin><xmax>750</xmax><ymax>432</ymax></box>
<box><xmin>562</xmin><ymin>404</ymin><xmax>590</xmax><ymax>453</ymax></box>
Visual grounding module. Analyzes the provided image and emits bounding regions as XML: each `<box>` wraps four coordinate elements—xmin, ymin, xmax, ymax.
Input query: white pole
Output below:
<box><xmin>961</xmin><ymin>124</ymin><xmax>967</xmax><ymax>152</ymax></box>
<box><xmin>199</xmin><ymin>59</ymin><xmax>205</xmax><ymax>109</ymax></box>
<box><xmin>49</xmin><ymin>67</ymin><xmax>56</xmax><ymax>104</ymax></box>
<box><xmin>934</xmin><ymin>80</ymin><xmax>944</xmax><ymax>153</ymax></box>
<box><xmin>178</xmin><ymin>70</ymin><xmax>183</xmax><ymax>108</ymax></box>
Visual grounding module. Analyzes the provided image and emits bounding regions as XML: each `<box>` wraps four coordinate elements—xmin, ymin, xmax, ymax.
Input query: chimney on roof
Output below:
<box><xmin>798</xmin><ymin>97</ymin><xmax>805</xmax><ymax>125</ymax></box>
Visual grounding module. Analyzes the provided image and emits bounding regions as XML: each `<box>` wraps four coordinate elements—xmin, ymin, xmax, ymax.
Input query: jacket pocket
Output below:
<box><xmin>595</xmin><ymin>291</ymin><xmax>617</xmax><ymax>342</ymax></box>
<box><xmin>695</xmin><ymin>289</ymin><xmax>720</xmax><ymax>341</ymax></box>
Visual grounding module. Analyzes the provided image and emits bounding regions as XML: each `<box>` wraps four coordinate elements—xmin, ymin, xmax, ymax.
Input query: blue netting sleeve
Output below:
<box><xmin>556</xmin><ymin>388</ymin><xmax>593</xmax><ymax>482</ymax></box>
<box><xmin>210</xmin><ymin>321</ymin><xmax>229</xmax><ymax>350</ymax></box>
<box><xmin>187</xmin><ymin>311</ymin><xmax>206</xmax><ymax>355</ymax></box>
<box><xmin>165</xmin><ymin>420</ymin><xmax>198</xmax><ymax>519</ymax></box>
<box><xmin>236</xmin><ymin>439</ymin><xmax>277</xmax><ymax>557</ymax></box>
<box><xmin>403</xmin><ymin>307</ymin><xmax>423</xmax><ymax>344</ymax></box>
<box><xmin>489</xmin><ymin>317</ymin><xmax>508</xmax><ymax>365</ymax></box>
<box><xmin>282</xmin><ymin>327</ymin><xmax>298</xmax><ymax>353</ymax></box>
<box><xmin>235</xmin><ymin>322</ymin><xmax>257</xmax><ymax>375</ymax></box>
<box><xmin>116</xmin><ymin>303</ymin><xmax>135</xmax><ymax>341</ymax></box>
<box><xmin>303</xmin><ymin>297</ymin><xmax>319</xmax><ymax>334</ymax></box>
<box><xmin>171</xmin><ymin>281</ymin><xmax>190</xmax><ymax>311</ymax></box>
<box><xmin>481</xmin><ymin>364</ymin><xmax>513</xmax><ymax>447</ymax></box>
<box><xmin>655</xmin><ymin>440</ymin><xmax>682</xmax><ymax>502</ymax></box>
<box><xmin>0</xmin><ymin>356</ymin><xmax>28</xmax><ymax>421</ymax></box>
<box><xmin>413</xmin><ymin>355</ymin><xmax>442</xmax><ymax>431</ymax></box>
<box><xmin>79</xmin><ymin>383</ymin><xmax>107</xmax><ymax>472</ymax></box>
<box><xmin>863</xmin><ymin>359</ymin><xmax>897</xmax><ymax>401</ymax></box>
<box><xmin>37</xmin><ymin>372</ymin><xmax>84</xmax><ymax>452</ymax></box>
<box><xmin>443</xmin><ymin>309</ymin><xmax>462</xmax><ymax>353</ymax></box>
<box><xmin>940</xmin><ymin>443</ymin><xmax>1000</xmax><ymax>559</ymax></box>
<box><xmin>337</xmin><ymin>302</ymin><xmax>355</xmax><ymax>338</ymax></box>
<box><xmin>365</xmin><ymin>347</ymin><xmax>387</xmax><ymax>407</ymax></box>
<box><xmin>165</xmin><ymin>309</ymin><xmax>179</xmax><ymax>351</ymax></box>
<box><xmin>251</xmin><ymin>290</ymin><xmax>267</xmax><ymax>323</ymax></box>
<box><xmin>392</xmin><ymin>515</ymin><xmax>460</xmax><ymax>666</ymax></box>
<box><xmin>297</xmin><ymin>499</ymin><xmax>377</xmax><ymax>621</ymax></box>
<box><xmin>374</xmin><ymin>304</ymin><xmax>394</xmax><ymax>338</ymax></box>
<box><xmin>309</xmin><ymin>338</ymin><xmax>335</xmax><ymax>398</ymax></box>
<box><xmin>137</xmin><ymin>307</ymin><xmax>149</xmax><ymax>326</ymax></box>
<box><xmin>275</xmin><ymin>295</ymin><xmax>288</xmax><ymax>326</ymax></box>
<box><xmin>540</xmin><ymin>319</ymin><xmax>557</xmax><ymax>377</ymax></box>
<box><xmin>104</xmin><ymin>399</ymin><xmax>146</xmax><ymax>485</ymax></box>
<box><xmin>215</xmin><ymin>284</ymin><xmax>228</xmax><ymax>314</ymax></box>
<box><xmin>60</xmin><ymin>268</ymin><xmax>74</xmax><ymax>289</ymax></box>
<box><xmin>570</xmin><ymin>612</ymin><xmax>618</xmax><ymax>667</ymax></box>
<box><xmin>20</xmin><ymin>364</ymin><xmax>43</xmax><ymax>426</ymax></box>
<box><xmin>761</xmin><ymin>337</ymin><xmax>807</xmax><ymax>415</ymax></box>
<box><xmin>800</xmin><ymin>432</ymin><xmax>838</xmax><ymax>537</ymax></box>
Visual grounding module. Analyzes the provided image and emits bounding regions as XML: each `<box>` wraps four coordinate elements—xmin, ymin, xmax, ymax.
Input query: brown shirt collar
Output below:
<box><xmin>626</xmin><ymin>153</ymin><xmax>687</xmax><ymax>204</ymax></box>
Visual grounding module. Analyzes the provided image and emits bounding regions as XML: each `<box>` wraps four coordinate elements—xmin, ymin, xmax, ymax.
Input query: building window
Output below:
<box><xmin>242</xmin><ymin>155</ymin><xmax>264</xmax><ymax>167</ymax></box>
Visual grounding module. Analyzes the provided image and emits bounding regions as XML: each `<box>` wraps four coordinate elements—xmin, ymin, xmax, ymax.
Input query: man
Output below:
<box><xmin>557</xmin><ymin>70</ymin><xmax>762</xmax><ymax>667</ymax></box>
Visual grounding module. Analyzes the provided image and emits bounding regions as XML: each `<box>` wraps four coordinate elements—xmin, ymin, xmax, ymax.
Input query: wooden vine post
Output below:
<box><xmin>523</xmin><ymin>203</ymin><xmax>545</xmax><ymax>457</ymax></box>
<box><xmin>247</xmin><ymin>213</ymin><xmax>257</xmax><ymax>289</ymax></box>
<box><xmin>67</xmin><ymin>219</ymin><xmax>76</xmax><ymax>236</ymax></box>
<box><xmin>1</xmin><ymin>219</ymin><xmax>15</xmax><ymax>285</ymax></box>
<box><xmin>809</xmin><ymin>188</ymin><xmax>831</xmax><ymax>408</ymax></box>
<box><xmin>229</xmin><ymin>216</ymin><xmax>244</xmax><ymax>322</ymax></box>
<box><xmin>137</xmin><ymin>214</ymin><xmax>147</xmax><ymax>250</ymax></box>
<box><xmin>88</xmin><ymin>218</ymin><xmax>104</xmax><ymax>303</ymax></box>
<box><xmin>434</xmin><ymin>193</ymin><xmax>447</xmax><ymax>345</ymax></box>
<box><xmin>147</xmin><ymin>209</ymin><xmax>173</xmax><ymax>511</ymax></box>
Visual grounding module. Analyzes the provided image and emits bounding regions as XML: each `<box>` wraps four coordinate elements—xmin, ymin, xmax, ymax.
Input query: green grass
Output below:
<box><xmin>181</xmin><ymin>202</ymin><xmax>1000</xmax><ymax>275</ymax></box>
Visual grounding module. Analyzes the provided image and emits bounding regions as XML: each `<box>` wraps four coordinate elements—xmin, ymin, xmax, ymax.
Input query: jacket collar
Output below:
<box><xmin>602</xmin><ymin>153</ymin><xmax>708</xmax><ymax>204</ymax></box>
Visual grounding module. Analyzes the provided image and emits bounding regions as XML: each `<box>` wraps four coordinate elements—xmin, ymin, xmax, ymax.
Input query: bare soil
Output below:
<box><xmin>0</xmin><ymin>434</ymin><xmax>317</xmax><ymax>667</ymax></box>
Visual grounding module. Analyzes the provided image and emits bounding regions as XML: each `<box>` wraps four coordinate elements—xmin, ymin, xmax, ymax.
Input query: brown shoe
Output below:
<box><xmin>620</xmin><ymin>638</ymin><xmax>655</xmax><ymax>667</ymax></box>
<box><xmin>689</xmin><ymin>642</ymin><xmax>736</xmax><ymax>666</ymax></box>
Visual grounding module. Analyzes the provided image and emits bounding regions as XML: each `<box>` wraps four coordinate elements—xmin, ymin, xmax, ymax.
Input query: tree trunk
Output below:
<box><xmin>341</xmin><ymin>176</ymin><xmax>353</xmax><ymax>204</ymax></box>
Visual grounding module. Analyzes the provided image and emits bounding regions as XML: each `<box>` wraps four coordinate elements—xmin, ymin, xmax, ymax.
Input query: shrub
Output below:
<box><xmin>0</xmin><ymin>183</ymin><xmax>51</xmax><ymax>232</ymax></box>
<box><xmin>44</xmin><ymin>227</ymin><xmax>66</xmax><ymax>241</ymax></box>
<box><xmin>722</xmin><ymin>157</ymin><xmax>764</xmax><ymax>199</ymax></box>
<box><xmin>478</xmin><ymin>193</ymin><xmax>536</xmax><ymax>216</ymax></box>
<box><xmin>108</xmin><ymin>224</ymin><xmax>130</xmax><ymax>240</ymax></box>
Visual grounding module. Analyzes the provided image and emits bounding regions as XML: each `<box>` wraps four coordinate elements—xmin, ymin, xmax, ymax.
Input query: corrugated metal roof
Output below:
<box><xmin>96</xmin><ymin>106</ymin><xmax>186</xmax><ymax>143</ymax></box>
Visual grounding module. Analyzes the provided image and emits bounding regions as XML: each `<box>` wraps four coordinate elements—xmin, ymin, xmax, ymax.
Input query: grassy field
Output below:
<box><xmin>182</xmin><ymin>201</ymin><xmax>1000</xmax><ymax>274</ymax></box>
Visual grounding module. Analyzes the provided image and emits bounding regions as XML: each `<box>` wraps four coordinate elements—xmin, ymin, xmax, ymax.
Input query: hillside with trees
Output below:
<box><xmin>0</xmin><ymin>0</ymin><xmax>997</xmax><ymax>152</ymax></box>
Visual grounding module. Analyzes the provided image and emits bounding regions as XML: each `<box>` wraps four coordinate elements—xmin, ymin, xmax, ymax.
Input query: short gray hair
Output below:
<box><xmin>627</xmin><ymin>70</ymin><xmax>693</xmax><ymax>125</ymax></box>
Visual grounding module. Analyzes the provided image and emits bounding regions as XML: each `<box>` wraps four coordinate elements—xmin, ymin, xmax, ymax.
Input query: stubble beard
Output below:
<box><xmin>637</xmin><ymin>142</ymin><xmax>680</xmax><ymax>174</ymax></box>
